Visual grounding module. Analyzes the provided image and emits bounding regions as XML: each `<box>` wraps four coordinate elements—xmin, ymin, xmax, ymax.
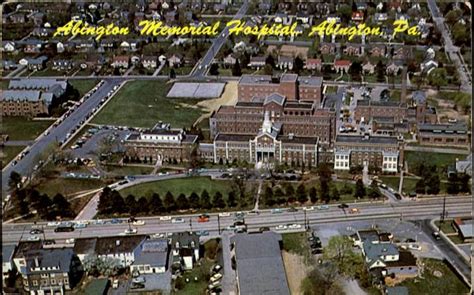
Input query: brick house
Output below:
<box><xmin>333</xmin><ymin>60</ymin><xmax>352</xmax><ymax>73</ymax></box>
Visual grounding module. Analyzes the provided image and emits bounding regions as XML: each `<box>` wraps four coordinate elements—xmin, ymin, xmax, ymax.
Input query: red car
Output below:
<box><xmin>197</xmin><ymin>214</ymin><xmax>210</xmax><ymax>223</ymax></box>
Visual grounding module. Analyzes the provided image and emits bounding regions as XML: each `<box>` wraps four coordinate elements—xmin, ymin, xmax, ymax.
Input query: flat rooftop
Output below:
<box><xmin>336</xmin><ymin>135</ymin><xmax>398</xmax><ymax>145</ymax></box>
<box><xmin>167</xmin><ymin>82</ymin><xmax>225</xmax><ymax>98</ymax></box>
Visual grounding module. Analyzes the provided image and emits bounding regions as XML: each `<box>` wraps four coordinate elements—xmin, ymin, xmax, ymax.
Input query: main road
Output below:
<box><xmin>1</xmin><ymin>79</ymin><xmax>122</xmax><ymax>195</ymax></box>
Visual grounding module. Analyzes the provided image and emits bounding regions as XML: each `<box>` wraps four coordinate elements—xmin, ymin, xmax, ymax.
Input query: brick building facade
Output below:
<box><xmin>417</xmin><ymin>124</ymin><xmax>469</xmax><ymax>147</ymax></box>
<box><xmin>354</xmin><ymin>100</ymin><xmax>407</xmax><ymax>123</ymax></box>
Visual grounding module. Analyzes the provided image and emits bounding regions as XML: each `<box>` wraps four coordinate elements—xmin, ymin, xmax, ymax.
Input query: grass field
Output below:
<box><xmin>119</xmin><ymin>176</ymin><xmax>234</xmax><ymax>199</ymax></box>
<box><xmin>282</xmin><ymin>233</ymin><xmax>309</xmax><ymax>256</ymax></box>
<box><xmin>69</xmin><ymin>79</ymin><xmax>99</xmax><ymax>97</ymax></box>
<box><xmin>2</xmin><ymin>117</ymin><xmax>54</xmax><ymax>141</ymax></box>
<box><xmin>1</xmin><ymin>145</ymin><xmax>26</xmax><ymax>165</ymax></box>
<box><xmin>380</xmin><ymin>176</ymin><xmax>448</xmax><ymax>195</ymax></box>
<box><xmin>435</xmin><ymin>220</ymin><xmax>456</xmax><ymax>234</ymax></box>
<box><xmin>103</xmin><ymin>165</ymin><xmax>153</xmax><ymax>176</ymax></box>
<box><xmin>405</xmin><ymin>151</ymin><xmax>465</xmax><ymax>170</ymax></box>
<box><xmin>91</xmin><ymin>80</ymin><xmax>205</xmax><ymax>128</ymax></box>
<box><xmin>33</xmin><ymin>177</ymin><xmax>105</xmax><ymax>197</ymax></box>
<box><xmin>399</xmin><ymin>259</ymin><xmax>469</xmax><ymax>294</ymax></box>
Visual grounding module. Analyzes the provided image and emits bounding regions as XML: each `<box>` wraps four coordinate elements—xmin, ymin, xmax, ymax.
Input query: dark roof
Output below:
<box><xmin>95</xmin><ymin>235</ymin><xmax>146</xmax><ymax>255</ymax></box>
<box><xmin>236</xmin><ymin>101</ymin><xmax>264</xmax><ymax>107</ymax></box>
<box><xmin>2</xmin><ymin>244</ymin><xmax>16</xmax><ymax>263</ymax></box>
<box><xmin>232</xmin><ymin>232</ymin><xmax>290</xmax><ymax>295</ymax></box>
<box><xmin>85</xmin><ymin>279</ymin><xmax>109</xmax><ymax>295</ymax></box>
<box><xmin>73</xmin><ymin>238</ymin><xmax>97</xmax><ymax>255</ymax></box>
<box><xmin>264</xmin><ymin>93</ymin><xmax>286</xmax><ymax>106</ymax></box>
<box><xmin>25</xmin><ymin>248</ymin><xmax>74</xmax><ymax>274</ymax></box>
<box><xmin>285</xmin><ymin>102</ymin><xmax>313</xmax><ymax>109</ymax></box>
<box><xmin>133</xmin><ymin>239</ymin><xmax>168</xmax><ymax>267</ymax></box>
<box><xmin>357</xmin><ymin>100</ymin><xmax>404</xmax><ymax>107</ymax></box>
<box><xmin>215</xmin><ymin>133</ymin><xmax>255</xmax><ymax>142</ymax></box>
<box><xmin>418</xmin><ymin>123</ymin><xmax>468</xmax><ymax>133</ymax></box>
<box><xmin>336</xmin><ymin>135</ymin><xmax>398</xmax><ymax>145</ymax></box>
<box><xmin>171</xmin><ymin>232</ymin><xmax>199</xmax><ymax>249</ymax></box>
<box><xmin>14</xmin><ymin>241</ymin><xmax>43</xmax><ymax>259</ymax></box>
<box><xmin>278</xmin><ymin>135</ymin><xmax>318</xmax><ymax>145</ymax></box>
<box><xmin>385</xmin><ymin>251</ymin><xmax>417</xmax><ymax>268</ymax></box>
<box><xmin>357</xmin><ymin>230</ymin><xmax>380</xmax><ymax>243</ymax></box>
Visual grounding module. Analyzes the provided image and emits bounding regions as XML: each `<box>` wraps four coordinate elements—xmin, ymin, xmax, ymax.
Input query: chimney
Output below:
<box><xmin>35</xmin><ymin>256</ymin><xmax>40</xmax><ymax>268</ymax></box>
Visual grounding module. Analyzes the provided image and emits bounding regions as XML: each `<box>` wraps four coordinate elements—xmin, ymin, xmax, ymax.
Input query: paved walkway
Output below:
<box><xmin>220</xmin><ymin>232</ymin><xmax>236</xmax><ymax>295</ymax></box>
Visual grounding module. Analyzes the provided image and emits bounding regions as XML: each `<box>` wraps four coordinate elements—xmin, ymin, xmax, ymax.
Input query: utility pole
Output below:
<box><xmin>189</xmin><ymin>218</ymin><xmax>193</xmax><ymax>232</ymax></box>
<box><xmin>304</xmin><ymin>210</ymin><xmax>308</xmax><ymax>230</ymax></box>
<box><xmin>441</xmin><ymin>195</ymin><xmax>446</xmax><ymax>223</ymax></box>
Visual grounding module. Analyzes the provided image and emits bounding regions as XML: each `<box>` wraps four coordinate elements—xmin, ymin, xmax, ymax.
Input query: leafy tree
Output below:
<box><xmin>375</xmin><ymin>60</ymin><xmax>386</xmax><ymax>82</ymax></box>
<box><xmin>309</xmin><ymin>187</ymin><xmax>318</xmax><ymax>203</ymax></box>
<box><xmin>297</xmin><ymin>183</ymin><xmax>307</xmax><ymax>203</ymax></box>
<box><xmin>339</xmin><ymin>4</ymin><xmax>353</xmax><ymax>22</ymax></box>
<box><xmin>340</xmin><ymin>183</ymin><xmax>353</xmax><ymax>195</ymax></box>
<box><xmin>164</xmin><ymin>191</ymin><xmax>176</xmax><ymax>211</ymax></box>
<box><xmin>369</xmin><ymin>181</ymin><xmax>381</xmax><ymax>199</ymax></box>
<box><xmin>125</xmin><ymin>194</ymin><xmax>137</xmax><ymax>214</ymax></box>
<box><xmin>348</xmin><ymin>61</ymin><xmax>362</xmax><ymax>81</ymax></box>
<box><xmin>426</xmin><ymin>174</ymin><xmax>440</xmax><ymax>195</ymax></box>
<box><xmin>169</xmin><ymin>68</ymin><xmax>176</xmax><ymax>79</ymax></box>
<box><xmin>447</xmin><ymin>174</ymin><xmax>460</xmax><ymax>194</ymax></box>
<box><xmin>98</xmin><ymin>187</ymin><xmax>112</xmax><ymax>214</ymax></box>
<box><xmin>263</xmin><ymin>186</ymin><xmax>274</xmax><ymax>206</ymax></box>
<box><xmin>149</xmin><ymin>193</ymin><xmax>164</xmax><ymax>213</ymax></box>
<box><xmin>265</xmin><ymin>54</ymin><xmax>275</xmax><ymax>67</ymax></box>
<box><xmin>177</xmin><ymin>193</ymin><xmax>189</xmax><ymax>210</ymax></box>
<box><xmin>320</xmin><ymin>180</ymin><xmax>330</xmax><ymax>203</ymax></box>
<box><xmin>264</xmin><ymin>64</ymin><xmax>273</xmax><ymax>75</ymax></box>
<box><xmin>189</xmin><ymin>192</ymin><xmax>201</xmax><ymax>209</ymax></box>
<box><xmin>209</xmin><ymin>63</ymin><xmax>219</xmax><ymax>76</ymax></box>
<box><xmin>354</xmin><ymin>179</ymin><xmax>366</xmax><ymax>199</ymax></box>
<box><xmin>415</xmin><ymin>178</ymin><xmax>426</xmax><ymax>194</ymax></box>
<box><xmin>52</xmin><ymin>193</ymin><xmax>72</xmax><ymax>213</ymax></box>
<box><xmin>445</xmin><ymin>9</ymin><xmax>462</xmax><ymax>25</ymax></box>
<box><xmin>331</xmin><ymin>186</ymin><xmax>340</xmax><ymax>201</ymax></box>
<box><xmin>459</xmin><ymin>174</ymin><xmax>471</xmax><ymax>193</ymax></box>
<box><xmin>227</xmin><ymin>191</ymin><xmax>237</xmax><ymax>207</ymax></box>
<box><xmin>452</xmin><ymin>22</ymin><xmax>469</xmax><ymax>45</ymax></box>
<box><xmin>212</xmin><ymin>192</ymin><xmax>226</xmax><ymax>209</ymax></box>
<box><xmin>428</xmin><ymin>68</ymin><xmax>448</xmax><ymax>89</ymax></box>
<box><xmin>137</xmin><ymin>197</ymin><xmax>149</xmax><ymax>214</ymax></box>
<box><xmin>274</xmin><ymin>187</ymin><xmax>286</xmax><ymax>205</ymax></box>
<box><xmin>8</xmin><ymin>171</ymin><xmax>22</xmax><ymax>191</ymax></box>
<box><xmin>294</xmin><ymin>56</ymin><xmax>304</xmax><ymax>73</ymax></box>
<box><xmin>201</xmin><ymin>190</ymin><xmax>212</xmax><ymax>209</ymax></box>
<box><xmin>232</xmin><ymin>59</ymin><xmax>242</xmax><ymax>76</ymax></box>
<box><xmin>111</xmin><ymin>191</ymin><xmax>126</xmax><ymax>214</ymax></box>
<box><xmin>285</xmin><ymin>183</ymin><xmax>295</xmax><ymax>198</ymax></box>
<box><xmin>34</xmin><ymin>194</ymin><xmax>52</xmax><ymax>218</ymax></box>
<box><xmin>323</xmin><ymin>236</ymin><xmax>356</xmax><ymax>275</ymax></box>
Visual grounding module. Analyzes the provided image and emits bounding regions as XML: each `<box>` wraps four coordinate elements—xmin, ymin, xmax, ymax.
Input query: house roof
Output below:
<box><xmin>418</xmin><ymin>123</ymin><xmax>468</xmax><ymax>133</ymax></box>
<box><xmin>85</xmin><ymin>279</ymin><xmax>109</xmax><ymax>295</ymax></box>
<box><xmin>95</xmin><ymin>235</ymin><xmax>147</xmax><ymax>255</ymax></box>
<box><xmin>24</xmin><ymin>248</ymin><xmax>74</xmax><ymax>274</ymax></box>
<box><xmin>113</xmin><ymin>55</ymin><xmax>129</xmax><ymax>62</ymax></box>
<box><xmin>232</xmin><ymin>232</ymin><xmax>290</xmax><ymax>295</ymax></box>
<box><xmin>298</xmin><ymin>76</ymin><xmax>322</xmax><ymax>87</ymax></box>
<box><xmin>133</xmin><ymin>239</ymin><xmax>168</xmax><ymax>267</ymax></box>
<box><xmin>363</xmin><ymin>242</ymin><xmax>399</xmax><ymax>262</ymax></box>
<box><xmin>306</xmin><ymin>58</ymin><xmax>321</xmax><ymax>65</ymax></box>
<box><xmin>215</xmin><ymin>133</ymin><xmax>255</xmax><ymax>142</ymax></box>
<box><xmin>264</xmin><ymin>93</ymin><xmax>286</xmax><ymax>106</ymax></box>
<box><xmin>384</xmin><ymin>251</ymin><xmax>417</xmax><ymax>268</ymax></box>
<box><xmin>14</xmin><ymin>241</ymin><xmax>43</xmax><ymax>259</ymax></box>
<box><xmin>171</xmin><ymin>232</ymin><xmax>199</xmax><ymax>249</ymax></box>
<box><xmin>2</xmin><ymin>244</ymin><xmax>16</xmax><ymax>263</ymax></box>
<box><xmin>9</xmin><ymin>78</ymin><xmax>67</xmax><ymax>92</ymax></box>
<box><xmin>412</xmin><ymin>90</ymin><xmax>426</xmax><ymax>104</ymax></box>
<box><xmin>336</xmin><ymin>135</ymin><xmax>399</xmax><ymax>145</ymax></box>
<box><xmin>334</xmin><ymin>60</ymin><xmax>351</xmax><ymax>66</ymax></box>
<box><xmin>73</xmin><ymin>237</ymin><xmax>98</xmax><ymax>255</ymax></box>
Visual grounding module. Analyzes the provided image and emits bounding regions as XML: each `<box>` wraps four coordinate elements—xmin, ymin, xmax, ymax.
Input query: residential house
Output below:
<box><xmin>98</xmin><ymin>39</ymin><xmax>116</xmax><ymax>52</ymax></box>
<box><xmin>31</xmin><ymin>27</ymin><xmax>54</xmax><ymax>37</ymax></box>
<box><xmin>2</xmin><ymin>60</ymin><xmax>17</xmax><ymax>71</ymax></box>
<box><xmin>130</xmin><ymin>239</ymin><xmax>169</xmax><ymax>274</ymax></box>
<box><xmin>68</xmin><ymin>39</ymin><xmax>96</xmax><ymax>53</ymax></box>
<box><xmin>52</xmin><ymin>60</ymin><xmax>75</xmax><ymax>71</ymax></box>
<box><xmin>231</xmin><ymin>232</ymin><xmax>290</xmax><ymax>295</ymax></box>
<box><xmin>2</xmin><ymin>244</ymin><xmax>16</xmax><ymax>283</ymax></box>
<box><xmin>277</xmin><ymin>56</ymin><xmax>294</xmax><ymax>70</ymax></box>
<box><xmin>453</xmin><ymin>218</ymin><xmax>473</xmax><ymax>242</ymax></box>
<box><xmin>32</xmin><ymin>12</ymin><xmax>45</xmax><ymax>26</ymax></box>
<box><xmin>2</xmin><ymin>41</ymin><xmax>16</xmax><ymax>52</ymax></box>
<box><xmin>362</xmin><ymin>242</ymin><xmax>399</xmax><ymax>269</ymax></box>
<box><xmin>344</xmin><ymin>44</ymin><xmax>362</xmax><ymax>56</ymax></box>
<box><xmin>320</xmin><ymin>43</ymin><xmax>336</xmax><ymax>55</ymax></box>
<box><xmin>374</xmin><ymin>13</ymin><xmax>388</xmax><ymax>23</ymax></box>
<box><xmin>248</xmin><ymin>56</ymin><xmax>266</xmax><ymax>68</ymax></box>
<box><xmin>393</xmin><ymin>46</ymin><xmax>412</xmax><ymax>60</ymax></box>
<box><xmin>386</xmin><ymin>60</ymin><xmax>403</xmax><ymax>75</ymax></box>
<box><xmin>168</xmin><ymin>54</ymin><xmax>183</xmax><ymax>68</ymax></box>
<box><xmin>21</xmin><ymin>56</ymin><xmax>48</xmax><ymax>71</ymax></box>
<box><xmin>171</xmin><ymin>232</ymin><xmax>200</xmax><ymax>270</ymax></box>
<box><xmin>142</xmin><ymin>56</ymin><xmax>158</xmax><ymax>69</ymax></box>
<box><xmin>352</xmin><ymin>11</ymin><xmax>364</xmax><ymax>22</ymax></box>
<box><xmin>279</xmin><ymin>45</ymin><xmax>309</xmax><ymax>61</ymax></box>
<box><xmin>22</xmin><ymin>248</ymin><xmax>83</xmax><ymax>293</ymax></box>
<box><xmin>274</xmin><ymin>13</ymin><xmax>291</xmax><ymax>25</ymax></box>
<box><xmin>421</xmin><ymin>59</ymin><xmax>438</xmax><ymax>75</ymax></box>
<box><xmin>120</xmin><ymin>40</ymin><xmax>141</xmax><ymax>52</ymax></box>
<box><xmin>22</xmin><ymin>40</ymin><xmax>44</xmax><ymax>54</ymax></box>
<box><xmin>333</xmin><ymin>60</ymin><xmax>351</xmax><ymax>73</ymax></box>
<box><xmin>13</xmin><ymin>241</ymin><xmax>43</xmax><ymax>272</ymax></box>
<box><xmin>370</xmin><ymin>45</ymin><xmax>386</xmax><ymax>57</ymax></box>
<box><xmin>112</xmin><ymin>56</ymin><xmax>130</xmax><ymax>69</ymax></box>
<box><xmin>95</xmin><ymin>235</ymin><xmax>146</xmax><ymax>267</ymax></box>
<box><xmin>383</xmin><ymin>251</ymin><xmax>419</xmax><ymax>278</ymax></box>
<box><xmin>223</xmin><ymin>54</ymin><xmax>238</xmax><ymax>67</ymax></box>
<box><xmin>305</xmin><ymin>58</ymin><xmax>322</xmax><ymax>71</ymax></box>
<box><xmin>455</xmin><ymin>154</ymin><xmax>472</xmax><ymax>176</ymax></box>
<box><xmin>362</xmin><ymin>61</ymin><xmax>375</xmax><ymax>75</ymax></box>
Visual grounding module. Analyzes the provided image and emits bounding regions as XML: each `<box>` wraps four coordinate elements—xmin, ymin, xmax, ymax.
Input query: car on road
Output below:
<box><xmin>132</xmin><ymin>220</ymin><xmax>146</xmax><ymax>226</ymax></box>
<box><xmin>379</xmin><ymin>183</ymin><xmax>388</xmax><ymax>189</ymax></box>
<box><xmin>218</xmin><ymin>212</ymin><xmax>231</xmax><ymax>217</ymax></box>
<box><xmin>259</xmin><ymin>227</ymin><xmax>270</xmax><ymax>232</ymax></box>
<box><xmin>111</xmin><ymin>218</ymin><xmax>122</xmax><ymax>224</ymax></box>
<box><xmin>198</xmin><ymin>214</ymin><xmax>210</xmax><ymax>223</ymax></box>
<box><xmin>394</xmin><ymin>193</ymin><xmax>402</xmax><ymax>200</ymax></box>
<box><xmin>349</xmin><ymin>208</ymin><xmax>360</xmax><ymax>214</ymax></box>
<box><xmin>151</xmin><ymin>233</ymin><xmax>166</xmax><ymax>239</ymax></box>
<box><xmin>234</xmin><ymin>212</ymin><xmax>245</xmax><ymax>219</ymax></box>
<box><xmin>338</xmin><ymin>203</ymin><xmax>349</xmax><ymax>209</ymax></box>
<box><xmin>408</xmin><ymin>244</ymin><xmax>421</xmax><ymax>251</ymax></box>
<box><xmin>210</xmin><ymin>273</ymin><xmax>223</xmax><ymax>283</ymax></box>
<box><xmin>197</xmin><ymin>230</ymin><xmax>210</xmax><ymax>236</ymax></box>
<box><xmin>27</xmin><ymin>236</ymin><xmax>40</xmax><ymax>241</ymax></box>
<box><xmin>275</xmin><ymin>224</ymin><xmax>288</xmax><ymax>230</ymax></box>
<box><xmin>303</xmin><ymin>206</ymin><xmax>315</xmax><ymax>211</ymax></box>
<box><xmin>317</xmin><ymin>205</ymin><xmax>329</xmax><ymax>210</ymax></box>
<box><xmin>93</xmin><ymin>219</ymin><xmax>105</xmax><ymax>225</ymax></box>
<box><xmin>73</xmin><ymin>223</ymin><xmax>87</xmax><ymax>229</ymax></box>
<box><xmin>172</xmin><ymin>218</ymin><xmax>185</xmax><ymax>223</ymax></box>
<box><xmin>30</xmin><ymin>229</ymin><xmax>43</xmax><ymax>235</ymax></box>
<box><xmin>405</xmin><ymin>238</ymin><xmax>416</xmax><ymax>243</ymax></box>
<box><xmin>287</xmin><ymin>223</ymin><xmax>302</xmax><ymax>229</ymax></box>
<box><xmin>159</xmin><ymin>216</ymin><xmax>171</xmax><ymax>221</ymax></box>
<box><xmin>54</xmin><ymin>225</ymin><xmax>74</xmax><ymax>232</ymax></box>
<box><xmin>248</xmin><ymin>210</ymin><xmax>260</xmax><ymax>215</ymax></box>
<box><xmin>65</xmin><ymin>238</ymin><xmax>75</xmax><ymax>244</ymax></box>
<box><xmin>432</xmin><ymin>231</ymin><xmax>441</xmax><ymax>240</ymax></box>
<box><xmin>124</xmin><ymin>228</ymin><xmax>138</xmax><ymax>235</ymax></box>
<box><xmin>287</xmin><ymin>207</ymin><xmax>298</xmax><ymax>212</ymax></box>
<box><xmin>271</xmin><ymin>208</ymin><xmax>283</xmax><ymax>214</ymax></box>
<box><xmin>226</xmin><ymin>225</ymin><xmax>236</xmax><ymax>231</ymax></box>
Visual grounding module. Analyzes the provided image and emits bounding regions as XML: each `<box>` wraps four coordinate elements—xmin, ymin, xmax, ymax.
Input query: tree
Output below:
<box><xmin>331</xmin><ymin>186</ymin><xmax>340</xmax><ymax>201</ymax></box>
<box><xmin>428</xmin><ymin>68</ymin><xmax>448</xmax><ymax>89</ymax></box>
<box><xmin>149</xmin><ymin>193</ymin><xmax>164</xmax><ymax>213</ymax></box>
<box><xmin>323</xmin><ymin>236</ymin><xmax>355</xmax><ymax>274</ymax></box>
<box><xmin>212</xmin><ymin>192</ymin><xmax>226</xmax><ymax>209</ymax></box>
<box><xmin>285</xmin><ymin>183</ymin><xmax>295</xmax><ymax>198</ymax></box>
<box><xmin>34</xmin><ymin>193</ymin><xmax>52</xmax><ymax>218</ymax></box>
<box><xmin>274</xmin><ymin>187</ymin><xmax>285</xmax><ymax>205</ymax></box>
<box><xmin>348</xmin><ymin>61</ymin><xmax>362</xmax><ymax>81</ymax></box>
<box><xmin>177</xmin><ymin>193</ymin><xmax>189</xmax><ymax>210</ymax></box>
<box><xmin>209</xmin><ymin>63</ymin><xmax>219</xmax><ymax>76</ymax></box>
<box><xmin>375</xmin><ymin>60</ymin><xmax>386</xmax><ymax>82</ymax></box>
<box><xmin>369</xmin><ymin>181</ymin><xmax>381</xmax><ymax>199</ymax></box>
<box><xmin>459</xmin><ymin>174</ymin><xmax>471</xmax><ymax>193</ymax></box>
<box><xmin>8</xmin><ymin>171</ymin><xmax>22</xmax><ymax>191</ymax></box>
<box><xmin>320</xmin><ymin>180</ymin><xmax>330</xmax><ymax>203</ymax></box>
<box><xmin>232</xmin><ymin>59</ymin><xmax>242</xmax><ymax>76</ymax></box>
<box><xmin>52</xmin><ymin>193</ymin><xmax>72</xmax><ymax>214</ymax></box>
<box><xmin>415</xmin><ymin>178</ymin><xmax>426</xmax><ymax>194</ymax></box>
<box><xmin>125</xmin><ymin>194</ymin><xmax>137</xmax><ymax>214</ymax></box>
<box><xmin>297</xmin><ymin>183</ymin><xmax>308</xmax><ymax>203</ymax></box>
<box><xmin>265</xmin><ymin>54</ymin><xmax>275</xmax><ymax>68</ymax></box>
<box><xmin>339</xmin><ymin>4</ymin><xmax>353</xmax><ymax>22</ymax></box>
<box><xmin>227</xmin><ymin>191</ymin><xmax>237</xmax><ymax>207</ymax></box>
<box><xmin>452</xmin><ymin>22</ymin><xmax>469</xmax><ymax>45</ymax></box>
<box><xmin>137</xmin><ymin>197</ymin><xmax>149</xmax><ymax>214</ymax></box>
<box><xmin>426</xmin><ymin>174</ymin><xmax>440</xmax><ymax>195</ymax></box>
<box><xmin>110</xmin><ymin>191</ymin><xmax>126</xmax><ymax>214</ymax></box>
<box><xmin>169</xmin><ymin>68</ymin><xmax>176</xmax><ymax>79</ymax></box>
<box><xmin>164</xmin><ymin>191</ymin><xmax>176</xmax><ymax>211</ymax></box>
<box><xmin>201</xmin><ymin>190</ymin><xmax>212</xmax><ymax>209</ymax></box>
<box><xmin>294</xmin><ymin>56</ymin><xmax>304</xmax><ymax>73</ymax></box>
<box><xmin>309</xmin><ymin>187</ymin><xmax>318</xmax><ymax>203</ymax></box>
<box><xmin>98</xmin><ymin>187</ymin><xmax>112</xmax><ymax>214</ymax></box>
<box><xmin>445</xmin><ymin>9</ymin><xmax>462</xmax><ymax>25</ymax></box>
<box><xmin>354</xmin><ymin>179</ymin><xmax>366</xmax><ymax>199</ymax></box>
<box><xmin>263</xmin><ymin>186</ymin><xmax>275</xmax><ymax>206</ymax></box>
<box><xmin>340</xmin><ymin>182</ymin><xmax>353</xmax><ymax>195</ymax></box>
<box><xmin>189</xmin><ymin>192</ymin><xmax>201</xmax><ymax>209</ymax></box>
<box><xmin>447</xmin><ymin>174</ymin><xmax>460</xmax><ymax>194</ymax></box>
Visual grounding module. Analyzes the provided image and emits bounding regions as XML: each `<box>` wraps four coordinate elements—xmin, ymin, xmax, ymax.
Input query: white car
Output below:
<box><xmin>218</xmin><ymin>212</ymin><xmax>231</xmax><ymax>217</ymax></box>
<box><xmin>172</xmin><ymin>218</ymin><xmax>185</xmax><ymax>224</ymax></box>
<box><xmin>27</xmin><ymin>236</ymin><xmax>40</xmax><ymax>241</ymax></box>
<box><xmin>275</xmin><ymin>225</ymin><xmax>288</xmax><ymax>231</ymax></box>
<box><xmin>303</xmin><ymin>206</ymin><xmax>315</xmax><ymax>211</ymax></box>
<box><xmin>132</xmin><ymin>220</ymin><xmax>145</xmax><ymax>226</ymax></box>
<box><xmin>159</xmin><ymin>216</ymin><xmax>171</xmax><ymax>221</ymax></box>
<box><xmin>65</xmin><ymin>238</ymin><xmax>75</xmax><ymax>244</ymax></box>
<box><xmin>47</xmin><ymin>222</ymin><xmax>61</xmax><ymax>227</ymax></box>
<box><xmin>288</xmin><ymin>224</ymin><xmax>302</xmax><ymax>229</ymax></box>
<box><xmin>124</xmin><ymin>228</ymin><xmax>138</xmax><ymax>235</ymax></box>
<box><xmin>408</xmin><ymin>244</ymin><xmax>422</xmax><ymax>251</ymax></box>
<box><xmin>151</xmin><ymin>233</ymin><xmax>165</xmax><ymax>239</ymax></box>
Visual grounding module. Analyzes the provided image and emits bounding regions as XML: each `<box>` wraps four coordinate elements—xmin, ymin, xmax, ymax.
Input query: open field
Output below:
<box><xmin>91</xmin><ymin>80</ymin><xmax>205</xmax><ymax>128</ymax></box>
<box><xmin>69</xmin><ymin>79</ymin><xmax>99</xmax><ymax>96</ymax></box>
<box><xmin>119</xmin><ymin>176</ymin><xmax>234</xmax><ymax>199</ymax></box>
<box><xmin>103</xmin><ymin>165</ymin><xmax>153</xmax><ymax>177</ymax></box>
<box><xmin>2</xmin><ymin>117</ymin><xmax>54</xmax><ymax>141</ymax></box>
<box><xmin>380</xmin><ymin>176</ymin><xmax>448</xmax><ymax>195</ymax></box>
<box><xmin>1</xmin><ymin>145</ymin><xmax>26</xmax><ymax>166</ymax></box>
<box><xmin>399</xmin><ymin>259</ymin><xmax>469</xmax><ymax>294</ymax></box>
<box><xmin>33</xmin><ymin>177</ymin><xmax>105</xmax><ymax>197</ymax></box>
<box><xmin>405</xmin><ymin>151</ymin><xmax>465</xmax><ymax>171</ymax></box>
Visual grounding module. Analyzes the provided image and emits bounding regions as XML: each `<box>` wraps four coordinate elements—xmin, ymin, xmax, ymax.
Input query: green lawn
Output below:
<box><xmin>119</xmin><ymin>176</ymin><xmax>234</xmax><ymax>199</ymax></box>
<box><xmin>33</xmin><ymin>177</ymin><xmax>105</xmax><ymax>197</ymax></box>
<box><xmin>2</xmin><ymin>117</ymin><xmax>54</xmax><ymax>141</ymax></box>
<box><xmin>103</xmin><ymin>165</ymin><xmax>153</xmax><ymax>176</ymax></box>
<box><xmin>1</xmin><ymin>80</ymin><xmax>9</xmax><ymax>90</ymax></box>
<box><xmin>69</xmin><ymin>79</ymin><xmax>99</xmax><ymax>97</ymax></box>
<box><xmin>405</xmin><ymin>151</ymin><xmax>466</xmax><ymax>174</ymax></box>
<box><xmin>399</xmin><ymin>259</ymin><xmax>469</xmax><ymax>294</ymax></box>
<box><xmin>282</xmin><ymin>233</ymin><xmax>309</xmax><ymax>256</ymax></box>
<box><xmin>175</xmin><ymin>258</ymin><xmax>215</xmax><ymax>295</ymax></box>
<box><xmin>380</xmin><ymin>176</ymin><xmax>447</xmax><ymax>195</ymax></box>
<box><xmin>91</xmin><ymin>80</ymin><xmax>205</xmax><ymax>128</ymax></box>
<box><xmin>435</xmin><ymin>220</ymin><xmax>456</xmax><ymax>234</ymax></box>
<box><xmin>1</xmin><ymin>145</ymin><xmax>26</xmax><ymax>165</ymax></box>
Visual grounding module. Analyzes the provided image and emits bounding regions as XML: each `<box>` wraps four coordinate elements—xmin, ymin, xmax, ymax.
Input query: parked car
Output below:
<box><xmin>338</xmin><ymin>203</ymin><xmax>349</xmax><ymax>209</ymax></box>
<box><xmin>172</xmin><ymin>218</ymin><xmax>185</xmax><ymax>224</ymax></box>
<box><xmin>303</xmin><ymin>206</ymin><xmax>315</xmax><ymax>211</ymax></box>
<box><xmin>271</xmin><ymin>208</ymin><xmax>283</xmax><ymax>214</ymax></box>
<box><xmin>432</xmin><ymin>231</ymin><xmax>441</xmax><ymax>240</ymax></box>
<box><xmin>124</xmin><ymin>228</ymin><xmax>137</xmax><ymax>235</ymax></box>
<box><xmin>159</xmin><ymin>216</ymin><xmax>171</xmax><ymax>221</ymax></box>
<box><xmin>349</xmin><ymin>208</ymin><xmax>360</xmax><ymax>214</ymax></box>
<box><xmin>287</xmin><ymin>207</ymin><xmax>298</xmax><ymax>212</ymax></box>
<box><xmin>218</xmin><ymin>212</ymin><xmax>231</xmax><ymax>217</ymax></box>
<box><xmin>317</xmin><ymin>205</ymin><xmax>329</xmax><ymax>210</ymax></box>
<box><xmin>30</xmin><ymin>229</ymin><xmax>43</xmax><ymax>235</ymax></box>
<box><xmin>132</xmin><ymin>220</ymin><xmax>146</xmax><ymax>226</ymax></box>
<box><xmin>198</xmin><ymin>214</ymin><xmax>210</xmax><ymax>223</ymax></box>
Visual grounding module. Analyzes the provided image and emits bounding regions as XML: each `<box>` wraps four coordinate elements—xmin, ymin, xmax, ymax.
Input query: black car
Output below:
<box><xmin>394</xmin><ymin>193</ymin><xmax>401</xmax><ymax>200</ymax></box>
<box><xmin>259</xmin><ymin>227</ymin><xmax>270</xmax><ymax>232</ymax></box>
<box><xmin>338</xmin><ymin>203</ymin><xmax>349</xmax><ymax>209</ymax></box>
<box><xmin>405</xmin><ymin>238</ymin><xmax>416</xmax><ymax>243</ymax></box>
<box><xmin>287</xmin><ymin>207</ymin><xmax>298</xmax><ymax>212</ymax></box>
<box><xmin>30</xmin><ymin>229</ymin><xmax>43</xmax><ymax>235</ymax></box>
